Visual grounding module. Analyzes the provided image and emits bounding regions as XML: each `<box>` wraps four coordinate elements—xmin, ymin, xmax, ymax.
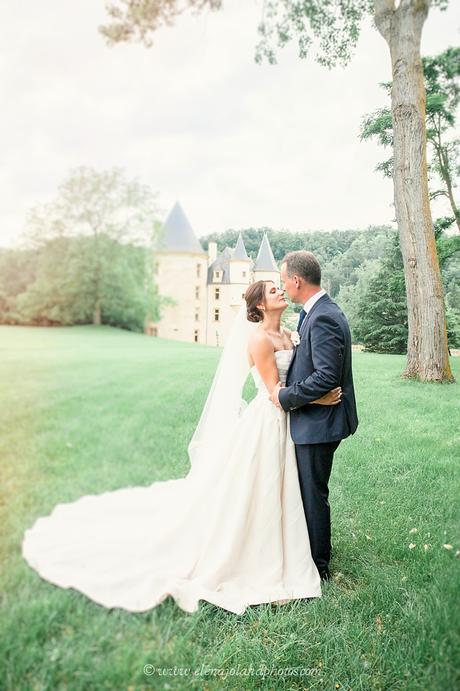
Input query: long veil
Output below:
<box><xmin>187</xmin><ymin>305</ymin><xmax>258</xmax><ymax>475</ymax></box>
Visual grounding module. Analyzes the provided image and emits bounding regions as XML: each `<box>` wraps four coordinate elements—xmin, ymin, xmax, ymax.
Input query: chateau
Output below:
<box><xmin>149</xmin><ymin>202</ymin><xmax>280</xmax><ymax>346</ymax></box>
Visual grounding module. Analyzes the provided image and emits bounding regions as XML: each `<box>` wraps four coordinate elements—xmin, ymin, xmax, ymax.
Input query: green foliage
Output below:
<box><xmin>0</xmin><ymin>167</ymin><xmax>162</xmax><ymax>331</ymax></box>
<box><xmin>358</xmin><ymin>47</ymin><xmax>459</xmax><ymax>352</ymax></box>
<box><xmin>99</xmin><ymin>0</ymin><xmax>451</xmax><ymax>71</ymax></box>
<box><xmin>341</xmin><ymin>231</ymin><xmax>460</xmax><ymax>353</ymax></box>
<box><xmin>201</xmin><ymin>225</ymin><xmax>395</xmax><ymax>297</ymax></box>
<box><xmin>203</xmin><ymin>224</ymin><xmax>460</xmax><ymax>353</ymax></box>
<box><xmin>3</xmin><ymin>220</ymin><xmax>457</xmax><ymax>347</ymax></box>
<box><xmin>361</xmin><ymin>47</ymin><xmax>460</xmax><ymax>230</ymax></box>
<box><xmin>15</xmin><ymin>237</ymin><xmax>94</xmax><ymax>326</ymax></box>
<box><xmin>25</xmin><ymin>166</ymin><xmax>158</xmax><ymax>248</ymax></box>
<box><xmin>423</xmin><ymin>47</ymin><xmax>460</xmax><ymax>127</ymax></box>
<box><xmin>0</xmin><ymin>248</ymin><xmax>37</xmax><ymax>323</ymax></box>
<box><xmin>202</xmin><ymin>226</ymin><xmax>351</xmax><ymax>264</ymax></box>
<box><xmin>443</xmin><ymin>251</ymin><xmax>460</xmax><ymax>347</ymax></box>
<box><xmin>100</xmin><ymin>0</ymin><xmax>223</xmax><ymax>46</ymax></box>
<box><xmin>255</xmin><ymin>0</ymin><xmax>373</xmax><ymax>68</ymax></box>
<box><xmin>353</xmin><ymin>236</ymin><xmax>408</xmax><ymax>353</ymax></box>
<box><xmin>321</xmin><ymin>229</ymin><xmax>393</xmax><ymax>296</ymax></box>
<box><xmin>100</xmin><ymin>240</ymin><xmax>160</xmax><ymax>331</ymax></box>
<box><xmin>0</xmin><ymin>237</ymin><xmax>158</xmax><ymax>332</ymax></box>
<box><xmin>360</xmin><ymin>106</ymin><xmax>393</xmax><ymax>177</ymax></box>
<box><xmin>436</xmin><ymin>228</ymin><xmax>460</xmax><ymax>266</ymax></box>
<box><xmin>203</xmin><ymin>224</ymin><xmax>459</xmax><ymax>353</ymax></box>
<box><xmin>336</xmin><ymin>259</ymin><xmax>381</xmax><ymax>332</ymax></box>
<box><xmin>446</xmin><ymin>301</ymin><xmax>460</xmax><ymax>348</ymax></box>
<box><xmin>2</xmin><ymin>225</ymin><xmax>395</xmax><ymax>332</ymax></box>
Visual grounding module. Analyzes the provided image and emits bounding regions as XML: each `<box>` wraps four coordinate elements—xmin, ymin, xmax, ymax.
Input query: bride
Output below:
<box><xmin>22</xmin><ymin>280</ymin><xmax>341</xmax><ymax>615</ymax></box>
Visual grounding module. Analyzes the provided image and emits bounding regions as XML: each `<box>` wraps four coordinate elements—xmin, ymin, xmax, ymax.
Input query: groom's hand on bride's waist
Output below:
<box><xmin>269</xmin><ymin>382</ymin><xmax>284</xmax><ymax>409</ymax></box>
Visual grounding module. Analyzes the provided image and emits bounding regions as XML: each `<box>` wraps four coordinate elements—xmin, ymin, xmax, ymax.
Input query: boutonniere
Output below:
<box><xmin>290</xmin><ymin>330</ymin><xmax>300</xmax><ymax>347</ymax></box>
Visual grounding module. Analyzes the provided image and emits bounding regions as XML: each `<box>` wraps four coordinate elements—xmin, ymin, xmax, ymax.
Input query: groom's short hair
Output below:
<box><xmin>282</xmin><ymin>251</ymin><xmax>321</xmax><ymax>286</ymax></box>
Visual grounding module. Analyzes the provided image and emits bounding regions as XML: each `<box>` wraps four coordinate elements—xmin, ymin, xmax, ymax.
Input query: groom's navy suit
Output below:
<box><xmin>279</xmin><ymin>292</ymin><xmax>358</xmax><ymax>573</ymax></box>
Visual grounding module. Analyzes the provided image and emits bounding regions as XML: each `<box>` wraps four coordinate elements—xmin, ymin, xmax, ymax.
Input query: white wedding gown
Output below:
<box><xmin>22</xmin><ymin>349</ymin><xmax>321</xmax><ymax>615</ymax></box>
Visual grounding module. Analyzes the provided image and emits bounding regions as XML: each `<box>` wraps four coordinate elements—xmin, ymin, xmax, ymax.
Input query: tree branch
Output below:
<box><xmin>374</xmin><ymin>0</ymin><xmax>395</xmax><ymax>42</ymax></box>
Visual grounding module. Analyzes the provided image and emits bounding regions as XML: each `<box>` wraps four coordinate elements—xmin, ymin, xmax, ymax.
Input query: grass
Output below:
<box><xmin>0</xmin><ymin>324</ymin><xmax>459</xmax><ymax>691</ymax></box>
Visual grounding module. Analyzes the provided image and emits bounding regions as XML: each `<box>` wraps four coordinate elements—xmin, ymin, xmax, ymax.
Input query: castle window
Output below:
<box><xmin>242</xmin><ymin>293</ymin><xmax>245</xmax><ymax>299</ymax></box>
<box><xmin>215</xmin><ymin>271</ymin><xmax>220</xmax><ymax>279</ymax></box>
<box><xmin>194</xmin><ymin>330</ymin><xmax>199</xmax><ymax>343</ymax></box>
<box><xmin>215</xmin><ymin>288</ymin><xmax>220</xmax><ymax>300</ymax></box>
<box><xmin>242</xmin><ymin>271</ymin><xmax>247</xmax><ymax>278</ymax></box>
<box><xmin>214</xmin><ymin>309</ymin><xmax>220</xmax><ymax>322</ymax></box>
<box><xmin>195</xmin><ymin>286</ymin><xmax>200</xmax><ymax>300</ymax></box>
<box><xmin>195</xmin><ymin>312</ymin><xmax>199</xmax><ymax>322</ymax></box>
<box><xmin>196</xmin><ymin>264</ymin><xmax>201</xmax><ymax>278</ymax></box>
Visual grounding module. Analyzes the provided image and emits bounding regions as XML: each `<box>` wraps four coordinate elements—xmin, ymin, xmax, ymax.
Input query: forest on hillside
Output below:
<box><xmin>201</xmin><ymin>226</ymin><xmax>460</xmax><ymax>352</ymax></box>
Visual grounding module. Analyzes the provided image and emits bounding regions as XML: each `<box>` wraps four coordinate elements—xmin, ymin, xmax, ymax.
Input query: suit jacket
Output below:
<box><xmin>279</xmin><ymin>293</ymin><xmax>358</xmax><ymax>445</ymax></box>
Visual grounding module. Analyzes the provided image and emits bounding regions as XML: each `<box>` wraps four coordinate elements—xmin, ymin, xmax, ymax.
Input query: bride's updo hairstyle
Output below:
<box><xmin>244</xmin><ymin>280</ymin><xmax>269</xmax><ymax>323</ymax></box>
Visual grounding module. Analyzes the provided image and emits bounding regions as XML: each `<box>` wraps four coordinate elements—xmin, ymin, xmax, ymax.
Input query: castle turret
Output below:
<box><xmin>229</xmin><ymin>233</ymin><xmax>251</xmax><ymax>290</ymax></box>
<box><xmin>253</xmin><ymin>233</ymin><xmax>280</xmax><ymax>286</ymax></box>
<box><xmin>206</xmin><ymin>234</ymin><xmax>252</xmax><ymax>347</ymax></box>
<box><xmin>150</xmin><ymin>201</ymin><xmax>207</xmax><ymax>343</ymax></box>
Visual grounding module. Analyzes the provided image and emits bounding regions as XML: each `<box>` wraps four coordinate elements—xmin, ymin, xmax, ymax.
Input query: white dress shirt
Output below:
<box><xmin>303</xmin><ymin>288</ymin><xmax>326</xmax><ymax>315</ymax></box>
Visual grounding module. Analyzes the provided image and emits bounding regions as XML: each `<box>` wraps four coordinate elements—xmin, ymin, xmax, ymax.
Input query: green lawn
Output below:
<box><xmin>0</xmin><ymin>325</ymin><xmax>459</xmax><ymax>690</ymax></box>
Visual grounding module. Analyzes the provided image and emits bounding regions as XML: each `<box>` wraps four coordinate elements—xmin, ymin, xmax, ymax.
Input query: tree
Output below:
<box><xmin>200</xmin><ymin>225</ymin><xmax>395</xmax><ymax>297</ymax></box>
<box><xmin>100</xmin><ymin>0</ymin><xmax>222</xmax><ymax>45</ymax></box>
<box><xmin>16</xmin><ymin>237</ymin><xmax>94</xmax><ymax>325</ymax></box>
<box><xmin>361</xmin><ymin>47</ymin><xmax>460</xmax><ymax>233</ymax></box>
<box><xmin>0</xmin><ymin>236</ymin><xmax>159</xmax><ymax>332</ymax></box>
<box><xmin>353</xmin><ymin>237</ymin><xmax>408</xmax><ymax>354</ymax></box>
<box><xmin>200</xmin><ymin>226</ymin><xmax>364</xmax><ymax>266</ymax></box>
<box><xmin>438</xmin><ymin>229</ymin><xmax>460</xmax><ymax>347</ymax></box>
<box><xmin>347</xmin><ymin>227</ymin><xmax>460</xmax><ymax>352</ymax></box>
<box><xmin>0</xmin><ymin>248</ymin><xmax>37</xmax><ymax>324</ymax></box>
<box><xmin>99</xmin><ymin>0</ymin><xmax>454</xmax><ymax>382</ymax></box>
<box><xmin>24</xmin><ymin>166</ymin><xmax>159</xmax><ymax>325</ymax></box>
<box><xmin>424</xmin><ymin>47</ymin><xmax>460</xmax><ymax>233</ymax></box>
<box><xmin>336</xmin><ymin>258</ymin><xmax>382</xmax><ymax>339</ymax></box>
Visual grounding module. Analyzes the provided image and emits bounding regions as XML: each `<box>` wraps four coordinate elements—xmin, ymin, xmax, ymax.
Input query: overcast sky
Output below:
<box><xmin>0</xmin><ymin>1</ymin><xmax>459</xmax><ymax>247</ymax></box>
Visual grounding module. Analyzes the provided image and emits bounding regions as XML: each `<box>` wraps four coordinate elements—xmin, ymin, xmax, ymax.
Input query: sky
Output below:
<box><xmin>0</xmin><ymin>1</ymin><xmax>459</xmax><ymax>248</ymax></box>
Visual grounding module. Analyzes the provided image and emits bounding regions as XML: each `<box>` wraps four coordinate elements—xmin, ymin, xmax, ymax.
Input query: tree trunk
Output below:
<box><xmin>374</xmin><ymin>0</ymin><xmax>454</xmax><ymax>382</ymax></box>
<box><xmin>92</xmin><ymin>231</ymin><xmax>102</xmax><ymax>325</ymax></box>
<box><xmin>93</xmin><ymin>300</ymin><xmax>102</xmax><ymax>325</ymax></box>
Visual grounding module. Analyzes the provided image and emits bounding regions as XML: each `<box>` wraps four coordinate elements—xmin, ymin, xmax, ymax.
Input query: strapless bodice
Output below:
<box><xmin>251</xmin><ymin>349</ymin><xmax>294</xmax><ymax>392</ymax></box>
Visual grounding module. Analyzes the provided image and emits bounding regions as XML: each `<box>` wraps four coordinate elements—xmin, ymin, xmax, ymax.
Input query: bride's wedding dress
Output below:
<box><xmin>22</xmin><ymin>349</ymin><xmax>321</xmax><ymax>615</ymax></box>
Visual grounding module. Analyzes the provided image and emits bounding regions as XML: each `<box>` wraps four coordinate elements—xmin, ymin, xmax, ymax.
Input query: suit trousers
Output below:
<box><xmin>294</xmin><ymin>440</ymin><xmax>341</xmax><ymax>572</ymax></box>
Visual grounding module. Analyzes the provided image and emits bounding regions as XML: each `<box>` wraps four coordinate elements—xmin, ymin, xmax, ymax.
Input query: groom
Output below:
<box><xmin>270</xmin><ymin>250</ymin><xmax>358</xmax><ymax>582</ymax></box>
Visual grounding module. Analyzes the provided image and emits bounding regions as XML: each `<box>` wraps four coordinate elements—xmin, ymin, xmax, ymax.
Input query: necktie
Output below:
<box><xmin>297</xmin><ymin>308</ymin><xmax>307</xmax><ymax>332</ymax></box>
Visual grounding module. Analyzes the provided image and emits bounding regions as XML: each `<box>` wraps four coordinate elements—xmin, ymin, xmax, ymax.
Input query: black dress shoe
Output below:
<box><xmin>319</xmin><ymin>569</ymin><xmax>331</xmax><ymax>582</ymax></box>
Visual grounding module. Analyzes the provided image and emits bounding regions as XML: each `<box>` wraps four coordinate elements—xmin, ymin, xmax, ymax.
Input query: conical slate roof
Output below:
<box><xmin>160</xmin><ymin>201</ymin><xmax>204</xmax><ymax>253</ymax></box>
<box><xmin>254</xmin><ymin>233</ymin><xmax>278</xmax><ymax>272</ymax></box>
<box><xmin>232</xmin><ymin>233</ymin><xmax>250</xmax><ymax>261</ymax></box>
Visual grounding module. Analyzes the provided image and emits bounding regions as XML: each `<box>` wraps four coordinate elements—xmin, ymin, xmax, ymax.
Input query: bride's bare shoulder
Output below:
<box><xmin>248</xmin><ymin>328</ymin><xmax>273</xmax><ymax>354</ymax></box>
